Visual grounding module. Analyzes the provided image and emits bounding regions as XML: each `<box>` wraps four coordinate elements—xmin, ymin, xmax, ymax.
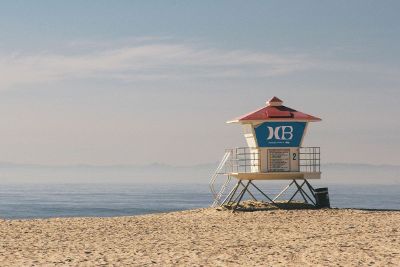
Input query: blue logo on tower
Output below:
<box><xmin>254</xmin><ymin>122</ymin><xmax>306</xmax><ymax>147</ymax></box>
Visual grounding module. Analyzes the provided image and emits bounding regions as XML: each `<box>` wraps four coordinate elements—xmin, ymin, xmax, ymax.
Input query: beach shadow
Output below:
<box><xmin>220</xmin><ymin>200</ymin><xmax>318</xmax><ymax>212</ymax></box>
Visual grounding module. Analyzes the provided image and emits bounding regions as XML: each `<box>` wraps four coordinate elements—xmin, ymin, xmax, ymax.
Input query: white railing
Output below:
<box><xmin>226</xmin><ymin>147</ymin><xmax>260</xmax><ymax>173</ymax></box>
<box><xmin>209</xmin><ymin>151</ymin><xmax>232</xmax><ymax>206</ymax></box>
<box><xmin>220</xmin><ymin>147</ymin><xmax>320</xmax><ymax>174</ymax></box>
<box><xmin>299</xmin><ymin>147</ymin><xmax>320</xmax><ymax>173</ymax></box>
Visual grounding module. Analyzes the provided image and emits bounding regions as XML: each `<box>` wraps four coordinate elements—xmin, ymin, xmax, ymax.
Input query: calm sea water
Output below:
<box><xmin>0</xmin><ymin>183</ymin><xmax>399</xmax><ymax>219</ymax></box>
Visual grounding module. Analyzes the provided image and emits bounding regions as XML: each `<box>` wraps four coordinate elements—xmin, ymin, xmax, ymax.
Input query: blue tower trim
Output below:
<box><xmin>254</xmin><ymin>121</ymin><xmax>307</xmax><ymax>147</ymax></box>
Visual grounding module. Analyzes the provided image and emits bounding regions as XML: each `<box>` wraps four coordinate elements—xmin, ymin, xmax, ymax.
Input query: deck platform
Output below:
<box><xmin>229</xmin><ymin>172</ymin><xmax>321</xmax><ymax>180</ymax></box>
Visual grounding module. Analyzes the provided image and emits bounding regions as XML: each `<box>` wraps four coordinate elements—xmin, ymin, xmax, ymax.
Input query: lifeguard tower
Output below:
<box><xmin>210</xmin><ymin>97</ymin><xmax>329</xmax><ymax>210</ymax></box>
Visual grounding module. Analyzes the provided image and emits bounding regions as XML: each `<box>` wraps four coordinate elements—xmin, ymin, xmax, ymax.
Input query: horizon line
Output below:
<box><xmin>0</xmin><ymin>161</ymin><xmax>399</xmax><ymax>168</ymax></box>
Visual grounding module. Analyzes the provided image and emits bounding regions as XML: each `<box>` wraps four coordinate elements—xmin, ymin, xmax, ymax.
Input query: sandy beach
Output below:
<box><xmin>0</xmin><ymin>208</ymin><xmax>399</xmax><ymax>266</ymax></box>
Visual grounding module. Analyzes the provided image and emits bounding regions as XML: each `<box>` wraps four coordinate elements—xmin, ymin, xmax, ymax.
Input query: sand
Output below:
<box><xmin>0</xmin><ymin>208</ymin><xmax>399</xmax><ymax>266</ymax></box>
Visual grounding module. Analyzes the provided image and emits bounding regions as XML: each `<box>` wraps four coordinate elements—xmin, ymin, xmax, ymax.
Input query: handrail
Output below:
<box><xmin>209</xmin><ymin>151</ymin><xmax>232</xmax><ymax>201</ymax></box>
<box><xmin>221</xmin><ymin>146</ymin><xmax>320</xmax><ymax>174</ymax></box>
<box><xmin>299</xmin><ymin>147</ymin><xmax>320</xmax><ymax>173</ymax></box>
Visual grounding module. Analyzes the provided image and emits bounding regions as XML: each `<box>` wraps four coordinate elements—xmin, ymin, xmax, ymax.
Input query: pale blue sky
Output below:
<box><xmin>0</xmin><ymin>1</ymin><xmax>399</xmax><ymax>165</ymax></box>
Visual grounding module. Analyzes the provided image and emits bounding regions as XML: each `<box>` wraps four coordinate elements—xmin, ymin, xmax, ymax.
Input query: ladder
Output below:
<box><xmin>212</xmin><ymin>175</ymin><xmax>232</xmax><ymax>207</ymax></box>
<box><xmin>209</xmin><ymin>150</ymin><xmax>232</xmax><ymax>207</ymax></box>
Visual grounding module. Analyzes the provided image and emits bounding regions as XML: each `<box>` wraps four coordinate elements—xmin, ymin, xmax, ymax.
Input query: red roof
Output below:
<box><xmin>228</xmin><ymin>96</ymin><xmax>321</xmax><ymax>123</ymax></box>
<box><xmin>268</xmin><ymin>96</ymin><xmax>283</xmax><ymax>103</ymax></box>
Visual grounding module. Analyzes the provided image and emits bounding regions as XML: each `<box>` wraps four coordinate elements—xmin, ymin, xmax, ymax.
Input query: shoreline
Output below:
<box><xmin>1</xmin><ymin>208</ymin><xmax>399</xmax><ymax>266</ymax></box>
<box><xmin>2</xmin><ymin>206</ymin><xmax>399</xmax><ymax>221</ymax></box>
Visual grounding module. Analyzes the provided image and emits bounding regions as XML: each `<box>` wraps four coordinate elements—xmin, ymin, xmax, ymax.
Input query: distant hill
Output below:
<box><xmin>322</xmin><ymin>163</ymin><xmax>400</xmax><ymax>185</ymax></box>
<box><xmin>0</xmin><ymin>161</ymin><xmax>217</xmax><ymax>184</ymax></box>
<box><xmin>0</xmin><ymin>162</ymin><xmax>398</xmax><ymax>184</ymax></box>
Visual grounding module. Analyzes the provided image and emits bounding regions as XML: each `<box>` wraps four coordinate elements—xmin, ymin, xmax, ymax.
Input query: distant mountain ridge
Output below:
<box><xmin>0</xmin><ymin>161</ymin><xmax>398</xmax><ymax>184</ymax></box>
<box><xmin>1</xmin><ymin>161</ymin><xmax>399</xmax><ymax>169</ymax></box>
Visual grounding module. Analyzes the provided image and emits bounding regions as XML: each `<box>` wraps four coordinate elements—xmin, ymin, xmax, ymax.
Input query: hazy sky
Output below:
<box><xmin>0</xmin><ymin>1</ymin><xmax>399</xmax><ymax>166</ymax></box>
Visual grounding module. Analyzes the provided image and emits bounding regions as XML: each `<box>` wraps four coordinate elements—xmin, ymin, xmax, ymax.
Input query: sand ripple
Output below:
<box><xmin>0</xmin><ymin>208</ymin><xmax>399</xmax><ymax>266</ymax></box>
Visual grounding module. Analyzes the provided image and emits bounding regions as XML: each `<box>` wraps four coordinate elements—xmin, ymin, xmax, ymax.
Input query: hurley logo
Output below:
<box><xmin>267</xmin><ymin>126</ymin><xmax>294</xmax><ymax>140</ymax></box>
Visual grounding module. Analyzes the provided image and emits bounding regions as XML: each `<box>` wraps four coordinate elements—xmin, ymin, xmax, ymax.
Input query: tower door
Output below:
<box><xmin>259</xmin><ymin>148</ymin><xmax>300</xmax><ymax>172</ymax></box>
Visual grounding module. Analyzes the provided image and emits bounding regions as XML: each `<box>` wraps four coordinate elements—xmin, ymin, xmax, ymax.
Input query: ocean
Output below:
<box><xmin>0</xmin><ymin>183</ymin><xmax>399</xmax><ymax>219</ymax></box>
